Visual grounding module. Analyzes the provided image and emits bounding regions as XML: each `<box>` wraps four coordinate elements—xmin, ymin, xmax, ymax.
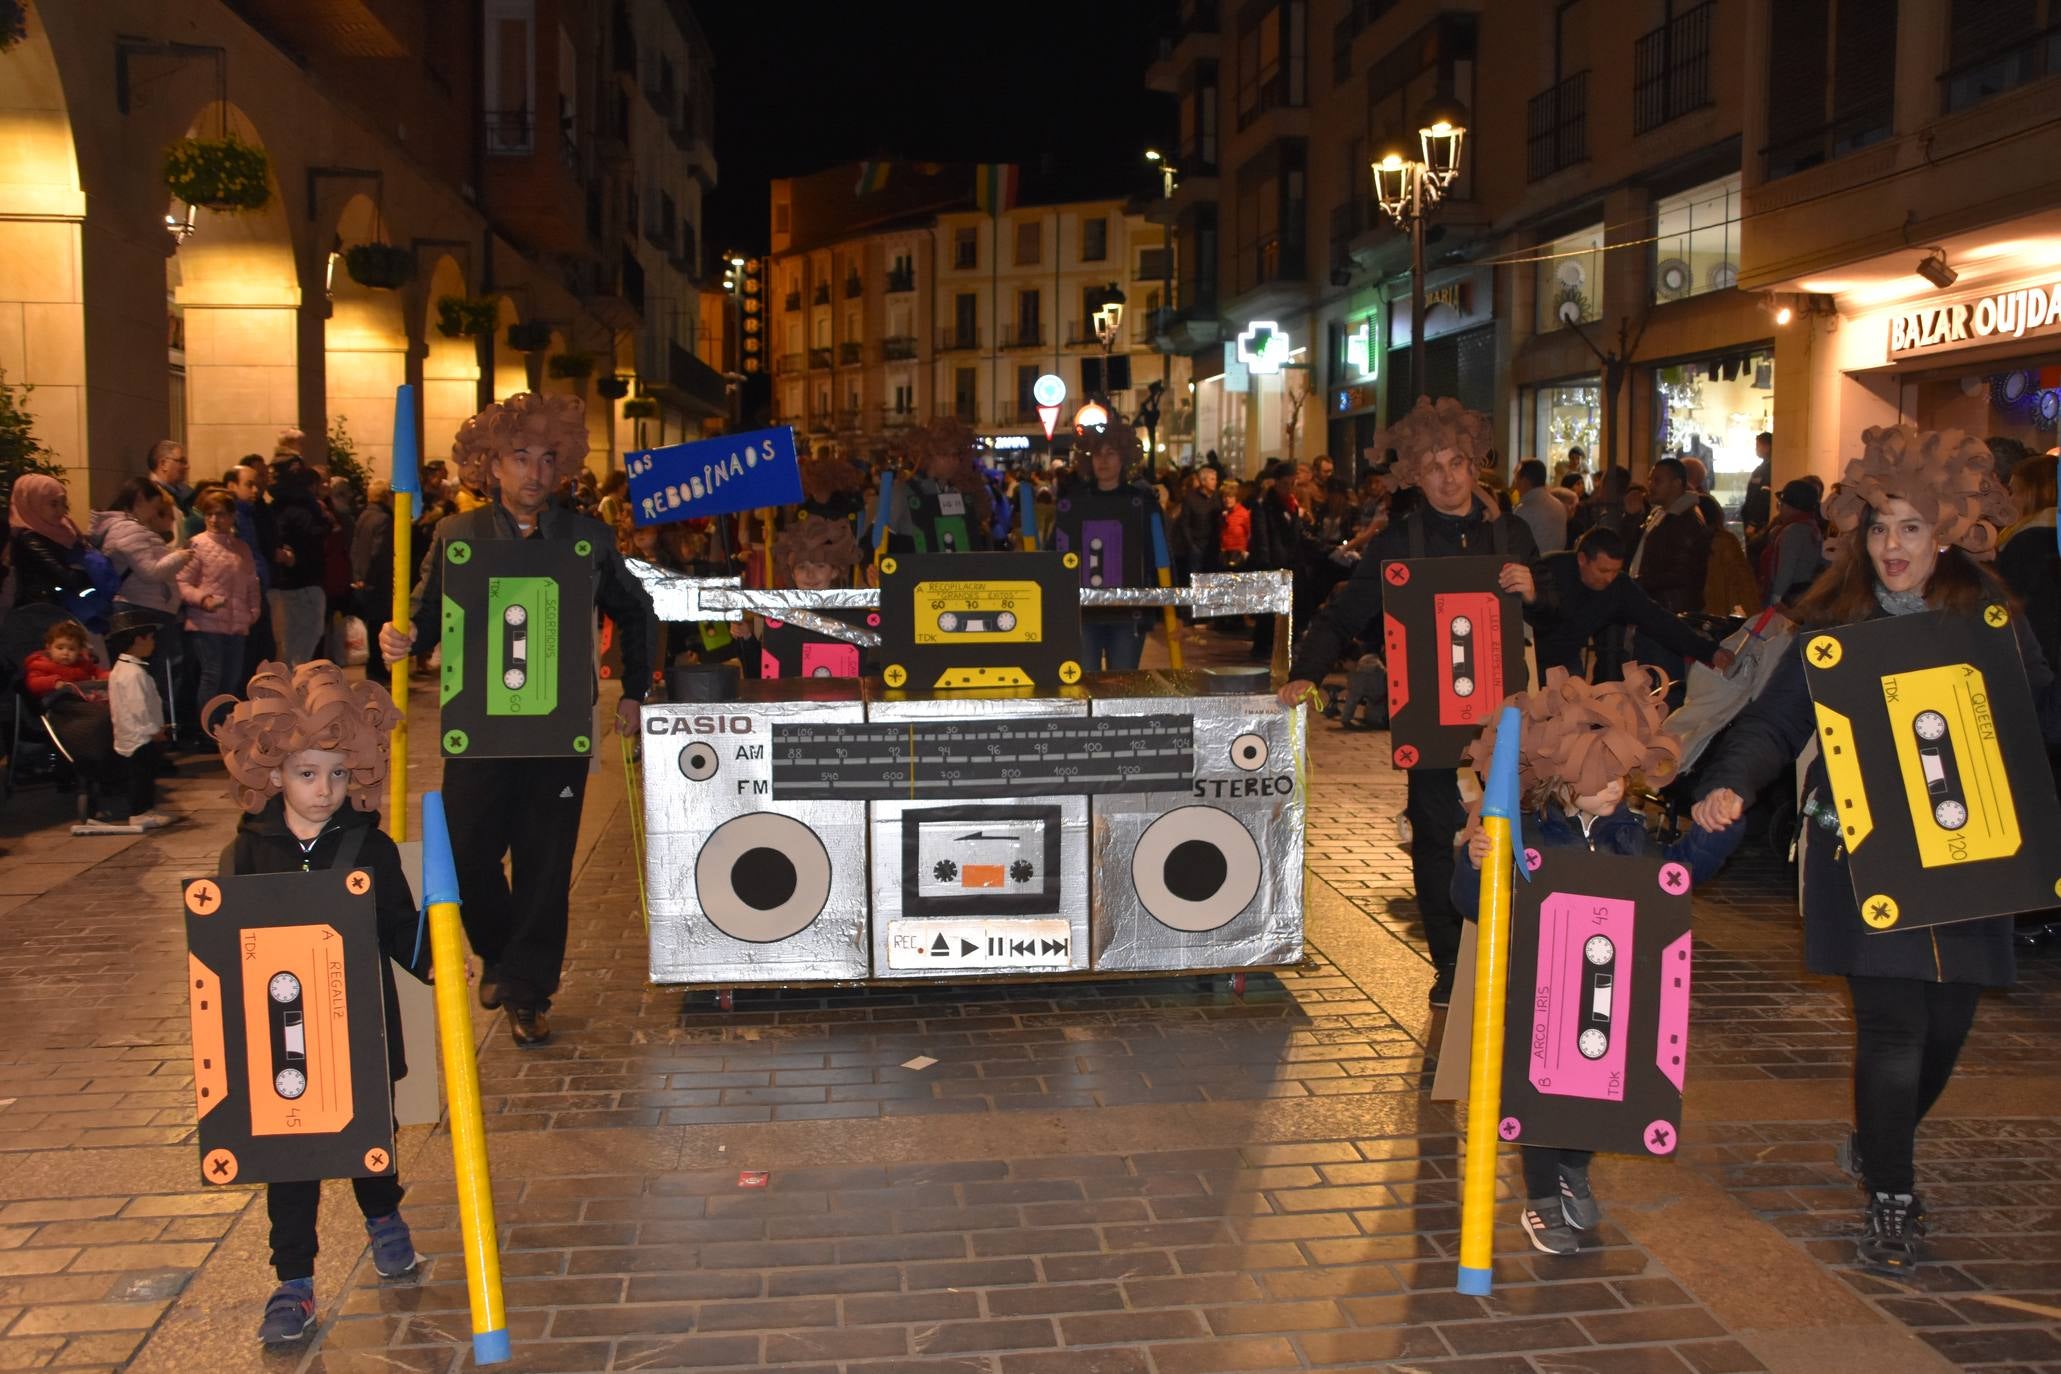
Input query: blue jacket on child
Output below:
<box><xmin>1452</xmin><ymin>803</ymin><xmax>1742</xmax><ymax>920</ymax></box>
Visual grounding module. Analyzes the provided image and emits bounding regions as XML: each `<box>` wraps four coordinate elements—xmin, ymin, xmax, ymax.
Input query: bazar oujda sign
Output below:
<box><xmin>1888</xmin><ymin>281</ymin><xmax>2061</xmax><ymax>358</ymax></box>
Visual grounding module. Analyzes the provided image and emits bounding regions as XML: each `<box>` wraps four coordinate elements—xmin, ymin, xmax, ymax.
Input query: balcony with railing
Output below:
<box><xmin>881</xmin><ymin>335</ymin><xmax>918</xmax><ymax>361</ymax></box>
<box><xmin>937</xmin><ymin>325</ymin><xmax>981</xmax><ymax>352</ymax></box>
<box><xmin>837</xmin><ymin>341</ymin><xmax>863</xmax><ymax>365</ymax></box>
<box><xmin>843</xmin><ymin>274</ymin><xmax>864</xmax><ymax>298</ymax></box>
<box><xmin>1762</xmin><ymin>104</ymin><xmax>1894</xmax><ymax>182</ymax></box>
<box><xmin>1633</xmin><ymin>2</ymin><xmax>1713</xmax><ymax>134</ymax></box>
<box><xmin>811</xmin><ymin>284</ymin><xmax>831</xmax><ymax>306</ymax></box>
<box><xmin>881</xmin><ymin>405</ymin><xmax>917</xmax><ymax>428</ymax></box>
<box><xmin>1240</xmin><ymin>231</ymin><xmax>1306</xmax><ymax>294</ymax></box>
<box><xmin>777</xmin><ymin>352</ymin><xmax>803</xmax><ymax>373</ymax></box>
<box><xmin>783</xmin><ymin>290</ymin><xmax>801</xmax><ymax>311</ymax></box>
<box><xmin>808</xmin><ymin>347</ymin><xmax>834</xmax><ymax>369</ymax></box>
<box><xmin>886</xmin><ymin>266</ymin><xmax>915</xmax><ymax>293</ymax></box>
<box><xmin>1527</xmin><ymin>70</ymin><xmax>1589</xmax><ymax>181</ymax></box>
<box><xmin>1942</xmin><ymin>21</ymin><xmax>2061</xmax><ymax>113</ymax></box>
<box><xmin>999</xmin><ymin>323</ymin><xmax>1044</xmax><ymax>349</ymax></box>
<box><xmin>483</xmin><ymin>107</ymin><xmax>587</xmax><ymax>252</ymax></box>
<box><xmin>939</xmin><ymin>402</ymin><xmax>980</xmax><ymax>423</ymax></box>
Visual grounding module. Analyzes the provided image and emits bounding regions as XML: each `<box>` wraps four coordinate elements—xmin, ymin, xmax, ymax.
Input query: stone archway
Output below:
<box><xmin>0</xmin><ymin>9</ymin><xmax>88</xmax><ymax>493</ymax></box>
<box><xmin>322</xmin><ymin>193</ymin><xmax>408</xmax><ymax>479</ymax></box>
<box><xmin>166</xmin><ymin>101</ymin><xmax>300</xmax><ymax>477</ymax></box>
<box><xmin>421</xmin><ymin>255</ymin><xmax>479</xmax><ymax>462</ymax></box>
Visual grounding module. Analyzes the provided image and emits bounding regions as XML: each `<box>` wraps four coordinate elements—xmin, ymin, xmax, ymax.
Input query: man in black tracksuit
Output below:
<box><xmin>1531</xmin><ymin>526</ymin><xmax>1732</xmax><ymax>681</ymax></box>
<box><xmin>381</xmin><ymin>401</ymin><xmax>652</xmax><ymax>1048</ymax></box>
<box><xmin>1281</xmin><ymin>449</ymin><xmax>1541</xmax><ymax>1005</ymax></box>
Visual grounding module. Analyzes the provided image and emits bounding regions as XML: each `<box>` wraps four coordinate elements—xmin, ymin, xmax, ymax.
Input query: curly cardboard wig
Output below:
<box><xmin>1074</xmin><ymin>416</ymin><xmax>1142</xmax><ymax>479</ymax></box>
<box><xmin>799</xmin><ymin>451</ymin><xmax>867</xmax><ymax>504</ymax></box>
<box><xmin>454</xmin><ymin>392</ymin><xmax>590</xmax><ymax>473</ymax></box>
<box><xmin>900</xmin><ymin>415</ymin><xmax>994</xmax><ymax>529</ymax></box>
<box><xmin>207</xmin><ymin>661</ymin><xmax>402</xmax><ymax>814</ymax></box>
<box><xmin>773</xmin><ymin>515</ymin><xmax>860</xmax><ymax>584</ymax></box>
<box><xmin>1464</xmin><ymin>664</ymin><xmax>1683</xmax><ymax>811</ymax></box>
<box><xmin>1822</xmin><ymin>425</ymin><xmax>2017</xmax><ymax>554</ymax></box>
<box><xmin>1369</xmin><ymin>396</ymin><xmax>1495</xmax><ymax>489</ymax></box>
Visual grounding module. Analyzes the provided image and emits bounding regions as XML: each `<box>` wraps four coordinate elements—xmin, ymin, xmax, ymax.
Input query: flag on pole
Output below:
<box><xmin>974</xmin><ymin>163</ymin><xmax>1020</xmax><ymax>216</ymax></box>
<box><xmin>854</xmin><ymin>161</ymin><xmax>890</xmax><ymax>196</ymax></box>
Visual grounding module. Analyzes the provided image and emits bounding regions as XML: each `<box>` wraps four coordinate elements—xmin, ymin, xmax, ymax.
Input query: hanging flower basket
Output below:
<box><xmin>507</xmin><ymin>322</ymin><xmax>553</xmax><ymax>353</ymax></box>
<box><xmin>343</xmin><ymin>243</ymin><xmax>414</xmax><ymax>290</ymax></box>
<box><xmin>547</xmin><ymin>350</ymin><xmax>597</xmax><ymax>380</ymax></box>
<box><xmin>621</xmin><ymin>397</ymin><xmax>660</xmax><ymax>420</ymax></box>
<box><xmin>595</xmin><ymin>374</ymin><xmax>631</xmax><ymax>400</ymax></box>
<box><xmin>162</xmin><ymin>135</ymin><xmax>273</xmax><ymax>213</ymax></box>
<box><xmin>435</xmin><ymin>295</ymin><xmax>500</xmax><ymax>338</ymax></box>
<box><xmin>1</xmin><ymin>1</ymin><xmax>27</xmax><ymax>53</ymax></box>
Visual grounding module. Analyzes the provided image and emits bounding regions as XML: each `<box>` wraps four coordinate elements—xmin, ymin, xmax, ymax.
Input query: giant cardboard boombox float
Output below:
<box><xmin>632</xmin><ymin>554</ymin><xmax>1307</xmax><ymax>985</ymax></box>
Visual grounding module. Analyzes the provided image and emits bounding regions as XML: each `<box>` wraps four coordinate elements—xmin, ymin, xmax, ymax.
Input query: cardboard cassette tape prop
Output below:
<box><xmin>183</xmin><ymin>870</ymin><xmax>397</xmax><ymax>1186</ymax></box>
<box><xmin>1499</xmin><ymin>848</ymin><xmax>1692</xmax><ymax>1158</ymax></box>
<box><xmin>1802</xmin><ymin>605</ymin><xmax>2061</xmax><ymax>933</ymax></box>
<box><xmin>1381</xmin><ymin>557</ymin><xmax>1526</xmax><ymax>769</ymax></box>
<box><xmin>440</xmin><ymin>536</ymin><xmax>596</xmax><ymax>758</ymax></box>
<box><xmin>877</xmin><ymin>552</ymin><xmax>1083</xmax><ymax>691</ymax></box>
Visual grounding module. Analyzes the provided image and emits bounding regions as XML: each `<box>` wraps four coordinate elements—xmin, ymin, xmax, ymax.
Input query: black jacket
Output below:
<box><xmin>5</xmin><ymin>529</ymin><xmax>88</xmax><ymax>607</ymax></box>
<box><xmin>270</xmin><ymin>484</ymin><xmax>332</xmax><ymax>592</ymax></box>
<box><xmin>1694</xmin><ymin>606</ymin><xmax>2061</xmax><ymax>987</ymax></box>
<box><xmin>1176</xmin><ymin>488</ymin><xmax>1221</xmax><ymax>570</ymax></box>
<box><xmin>1634</xmin><ymin>506</ymin><xmax>1711</xmax><ymax>613</ymax></box>
<box><xmin>1532</xmin><ymin>551</ymin><xmax>1721</xmax><ymax>678</ymax></box>
<box><xmin>1288</xmin><ymin>495</ymin><xmax>1542</xmax><ymax>683</ymax></box>
<box><xmin>219</xmin><ymin>799</ymin><xmax>428</xmax><ymax>1081</ymax></box>
<box><xmin>1247</xmin><ymin>491</ymin><xmax>1310</xmax><ymax>573</ymax></box>
<box><xmin>410</xmin><ymin>498</ymin><xmax>654</xmax><ymax>700</ymax></box>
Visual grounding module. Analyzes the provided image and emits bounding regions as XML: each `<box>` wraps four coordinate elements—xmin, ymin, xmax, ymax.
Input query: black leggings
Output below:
<box><xmin>266</xmin><ymin>1173</ymin><xmax>405</xmax><ymax>1282</ymax></box>
<box><xmin>1847</xmin><ymin>976</ymin><xmax>1982</xmax><ymax>1196</ymax></box>
<box><xmin>1521</xmin><ymin>1145</ymin><xmax>1594</xmax><ymax>1201</ymax></box>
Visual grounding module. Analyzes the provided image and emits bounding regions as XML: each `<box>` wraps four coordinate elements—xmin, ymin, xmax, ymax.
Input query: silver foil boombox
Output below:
<box><xmin>640</xmin><ymin>671</ymin><xmax>1305</xmax><ymax>985</ymax></box>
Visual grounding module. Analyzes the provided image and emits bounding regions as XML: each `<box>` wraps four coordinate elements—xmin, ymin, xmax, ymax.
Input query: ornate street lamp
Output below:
<box><xmin>1371</xmin><ymin>97</ymin><xmax>1469</xmax><ymax>404</ymax></box>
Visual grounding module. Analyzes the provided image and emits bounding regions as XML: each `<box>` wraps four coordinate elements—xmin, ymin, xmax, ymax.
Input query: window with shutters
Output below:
<box><xmin>1943</xmin><ymin>0</ymin><xmax>2056</xmax><ymax>111</ymax></box>
<box><xmin>1015</xmin><ymin>221</ymin><xmax>1041</xmax><ymax>266</ymax></box>
<box><xmin>1762</xmin><ymin>0</ymin><xmax>1897</xmax><ymax>181</ymax></box>
<box><xmin>1235</xmin><ymin>0</ymin><xmax>1307</xmax><ymax>131</ymax></box>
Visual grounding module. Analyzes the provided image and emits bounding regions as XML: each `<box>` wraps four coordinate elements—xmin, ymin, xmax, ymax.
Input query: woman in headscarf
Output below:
<box><xmin>7</xmin><ymin>473</ymin><xmax>94</xmax><ymax>610</ymax></box>
<box><xmin>1690</xmin><ymin>426</ymin><xmax>2061</xmax><ymax>1274</ymax></box>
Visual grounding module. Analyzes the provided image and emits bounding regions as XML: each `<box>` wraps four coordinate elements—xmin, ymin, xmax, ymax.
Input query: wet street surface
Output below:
<box><xmin>0</xmin><ymin>654</ymin><xmax>2054</xmax><ymax>1373</ymax></box>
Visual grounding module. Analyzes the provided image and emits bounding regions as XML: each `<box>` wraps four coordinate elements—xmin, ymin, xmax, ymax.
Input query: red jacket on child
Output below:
<box><xmin>24</xmin><ymin>649</ymin><xmax>109</xmax><ymax>699</ymax></box>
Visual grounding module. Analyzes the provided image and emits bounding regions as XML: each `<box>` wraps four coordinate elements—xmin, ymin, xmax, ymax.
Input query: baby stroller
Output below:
<box><xmin>1648</xmin><ymin>608</ymin><xmax>1799</xmax><ymax>852</ymax></box>
<box><xmin>0</xmin><ymin>602</ymin><xmax>133</xmax><ymax>831</ymax></box>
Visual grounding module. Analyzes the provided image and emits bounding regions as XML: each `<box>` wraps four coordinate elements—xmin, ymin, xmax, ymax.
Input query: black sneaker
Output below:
<box><xmin>1521</xmin><ymin>1197</ymin><xmax>1580</xmax><ymax>1255</ymax></box>
<box><xmin>256</xmin><ymin>1278</ymin><xmax>316</xmax><ymax>1345</ymax></box>
<box><xmin>1557</xmin><ymin>1162</ymin><xmax>1603</xmax><ymax>1231</ymax></box>
<box><xmin>1857</xmin><ymin>1192</ymin><xmax>1922</xmax><ymax>1272</ymax></box>
<box><xmin>1427</xmin><ymin>964</ymin><xmax>1456</xmax><ymax>1007</ymax></box>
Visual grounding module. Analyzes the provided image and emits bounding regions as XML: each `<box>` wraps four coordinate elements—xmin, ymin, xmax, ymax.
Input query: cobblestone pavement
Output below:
<box><xmin>0</xmin><ymin>638</ymin><xmax>2054</xmax><ymax>1373</ymax></box>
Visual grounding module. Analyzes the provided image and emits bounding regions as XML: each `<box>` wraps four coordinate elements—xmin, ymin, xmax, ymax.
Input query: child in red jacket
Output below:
<box><xmin>24</xmin><ymin>620</ymin><xmax>109</xmax><ymax>703</ymax></box>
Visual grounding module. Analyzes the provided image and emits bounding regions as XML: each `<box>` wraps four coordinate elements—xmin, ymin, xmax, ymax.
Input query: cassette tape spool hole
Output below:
<box><xmin>1132</xmin><ymin>807</ymin><xmax>1262</xmax><ymax>932</ymax></box>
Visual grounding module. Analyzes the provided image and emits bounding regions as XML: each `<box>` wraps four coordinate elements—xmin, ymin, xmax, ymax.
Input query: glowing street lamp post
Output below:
<box><xmin>1371</xmin><ymin>99</ymin><xmax>1468</xmax><ymax>403</ymax></box>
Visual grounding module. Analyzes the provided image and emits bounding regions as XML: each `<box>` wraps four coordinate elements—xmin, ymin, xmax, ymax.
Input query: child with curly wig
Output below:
<box><xmin>207</xmin><ymin>661</ymin><xmax>430</xmax><ymax>1345</ymax></box>
<box><xmin>1453</xmin><ymin>665</ymin><xmax>1742</xmax><ymax>1257</ymax></box>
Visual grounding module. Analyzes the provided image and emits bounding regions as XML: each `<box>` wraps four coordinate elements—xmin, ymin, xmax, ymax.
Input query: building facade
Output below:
<box><xmin>1148</xmin><ymin>0</ymin><xmax>2059</xmax><ymax>494</ymax></box>
<box><xmin>767</xmin><ymin>166</ymin><xmax>1190</xmax><ymax>465</ymax></box>
<box><xmin>0</xmin><ymin>0</ymin><xmax>721</xmax><ymax>504</ymax></box>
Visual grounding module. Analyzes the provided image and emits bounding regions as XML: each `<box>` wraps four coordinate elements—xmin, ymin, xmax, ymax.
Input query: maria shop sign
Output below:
<box><xmin>1888</xmin><ymin>281</ymin><xmax>2061</xmax><ymax>359</ymax></box>
<box><xmin>1388</xmin><ymin>269</ymin><xmax>1491</xmax><ymax>349</ymax></box>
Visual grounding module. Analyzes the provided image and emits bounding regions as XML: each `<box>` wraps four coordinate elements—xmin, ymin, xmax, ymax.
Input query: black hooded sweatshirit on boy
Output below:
<box><xmin>219</xmin><ymin>798</ymin><xmax>429</xmax><ymax>1080</ymax></box>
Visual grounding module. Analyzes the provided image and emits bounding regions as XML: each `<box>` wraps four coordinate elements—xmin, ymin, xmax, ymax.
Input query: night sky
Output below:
<box><xmin>698</xmin><ymin>0</ymin><xmax>1180</xmax><ymax>254</ymax></box>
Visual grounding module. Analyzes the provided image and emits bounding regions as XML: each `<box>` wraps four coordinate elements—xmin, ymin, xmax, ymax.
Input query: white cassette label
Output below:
<box><xmin>885</xmin><ymin>919</ymin><xmax>1074</xmax><ymax>970</ymax></box>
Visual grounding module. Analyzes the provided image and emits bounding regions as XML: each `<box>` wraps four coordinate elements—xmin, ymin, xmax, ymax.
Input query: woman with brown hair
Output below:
<box><xmin>1689</xmin><ymin>426</ymin><xmax>2061</xmax><ymax>1273</ymax></box>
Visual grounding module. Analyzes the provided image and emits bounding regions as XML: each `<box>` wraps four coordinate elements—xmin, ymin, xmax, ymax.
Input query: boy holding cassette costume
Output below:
<box><xmin>759</xmin><ymin>516</ymin><xmax>865</xmax><ymax>679</ymax></box>
<box><xmin>1053</xmin><ymin>416</ymin><xmax>1168</xmax><ymax>672</ymax></box>
<box><xmin>1280</xmin><ymin>397</ymin><xmax>1544</xmax><ymax>1005</ymax></box>
<box><xmin>886</xmin><ymin>417</ymin><xmax>996</xmax><ymax>554</ymax></box>
<box><xmin>206</xmin><ymin>661</ymin><xmax>428</xmax><ymax>1344</ymax></box>
<box><xmin>1453</xmin><ymin>665</ymin><xmax>1742</xmax><ymax>1255</ymax></box>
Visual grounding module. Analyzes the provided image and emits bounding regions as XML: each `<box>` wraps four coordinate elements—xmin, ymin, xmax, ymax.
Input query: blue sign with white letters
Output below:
<box><xmin>626</xmin><ymin>426</ymin><xmax>803</xmax><ymax>526</ymax></box>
